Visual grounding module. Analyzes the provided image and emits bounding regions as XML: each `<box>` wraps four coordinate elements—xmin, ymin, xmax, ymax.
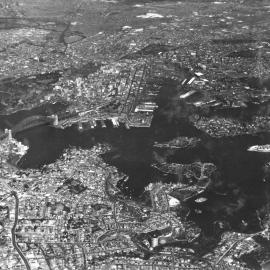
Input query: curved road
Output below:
<box><xmin>11</xmin><ymin>191</ymin><xmax>31</xmax><ymax>270</ymax></box>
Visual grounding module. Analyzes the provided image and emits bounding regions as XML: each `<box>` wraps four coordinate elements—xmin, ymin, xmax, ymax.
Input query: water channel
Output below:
<box><xmin>1</xmin><ymin>76</ymin><xmax>269</xmax><ymax>241</ymax></box>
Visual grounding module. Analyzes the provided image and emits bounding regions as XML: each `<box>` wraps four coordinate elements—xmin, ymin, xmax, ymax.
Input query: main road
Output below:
<box><xmin>11</xmin><ymin>191</ymin><xmax>31</xmax><ymax>270</ymax></box>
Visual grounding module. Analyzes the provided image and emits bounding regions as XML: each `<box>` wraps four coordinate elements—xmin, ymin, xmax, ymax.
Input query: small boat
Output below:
<box><xmin>247</xmin><ymin>145</ymin><xmax>270</xmax><ymax>153</ymax></box>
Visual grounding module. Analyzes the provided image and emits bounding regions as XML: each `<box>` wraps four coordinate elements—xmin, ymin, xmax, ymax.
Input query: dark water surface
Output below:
<box><xmin>4</xmin><ymin>78</ymin><xmax>268</xmax><ymax>238</ymax></box>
